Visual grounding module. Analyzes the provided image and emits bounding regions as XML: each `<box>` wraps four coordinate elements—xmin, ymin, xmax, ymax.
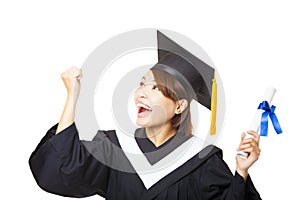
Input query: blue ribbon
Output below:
<box><xmin>258</xmin><ymin>101</ymin><xmax>282</xmax><ymax>136</ymax></box>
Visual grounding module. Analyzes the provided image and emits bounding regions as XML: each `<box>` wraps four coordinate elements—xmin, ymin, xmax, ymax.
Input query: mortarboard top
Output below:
<box><xmin>151</xmin><ymin>30</ymin><xmax>217</xmax><ymax>135</ymax></box>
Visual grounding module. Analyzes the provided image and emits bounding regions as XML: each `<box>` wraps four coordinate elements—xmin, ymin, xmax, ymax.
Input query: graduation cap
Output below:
<box><xmin>151</xmin><ymin>30</ymin><xmax>217</xmax><ymax>135</ymax></box>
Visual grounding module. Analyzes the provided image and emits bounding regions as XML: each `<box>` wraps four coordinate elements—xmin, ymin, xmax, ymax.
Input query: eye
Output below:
<box><xmin>139</xmin><ymin>82</ymin><xmax>145</xmax><ymax>87</ymax></box>
<box><xmin>152</xmin><ymin>85</ymin><xmax>159</xmax><ymax>91</ymax></box>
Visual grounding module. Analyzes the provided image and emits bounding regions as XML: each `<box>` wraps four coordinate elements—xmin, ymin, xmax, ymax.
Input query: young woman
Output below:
<box><xmin>29</xmin><ymin>31</ymin><xmax>262</xmax><ymax>199</ymax></box>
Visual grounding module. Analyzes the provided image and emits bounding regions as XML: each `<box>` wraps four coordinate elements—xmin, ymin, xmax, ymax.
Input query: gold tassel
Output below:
<box><xmin>210</xmin><ymin>71</ymin><xmax>217</xmax><ymax>135</ymax></box>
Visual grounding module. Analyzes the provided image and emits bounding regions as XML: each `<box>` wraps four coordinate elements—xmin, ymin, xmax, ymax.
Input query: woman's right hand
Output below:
<box><xmin>56</xmin><ymin>67</ymin><xmax>82</xmax><ymax>134</ymax></box>
<box><xmin>61</xmin><ymin>66</ymin><xmax>82</xmax><ymax>101</ymax></box>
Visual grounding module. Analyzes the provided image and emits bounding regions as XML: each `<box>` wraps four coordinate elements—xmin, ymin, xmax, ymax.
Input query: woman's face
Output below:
<box><xmin>134</xmin><ymin>70</ymin><xmax>178</xmax><ymax>128</ymax></box>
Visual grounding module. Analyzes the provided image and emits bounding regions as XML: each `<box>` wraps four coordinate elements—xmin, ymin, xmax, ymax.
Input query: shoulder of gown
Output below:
<box><xmin>29</xmin><ymin>123</ymin><xmax>116</xmax><ymax>198</ymax></box>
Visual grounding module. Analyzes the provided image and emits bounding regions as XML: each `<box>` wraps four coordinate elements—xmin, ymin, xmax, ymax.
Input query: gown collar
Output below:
<box><xmin>134</xmin><ymin>128</ymin><xmax>191</xmax><ymax>165</ymax></box>
<box><xmin>115</xmin><ymin>127</ymin><xmax>209</xmax><ymax>189</ymax></box>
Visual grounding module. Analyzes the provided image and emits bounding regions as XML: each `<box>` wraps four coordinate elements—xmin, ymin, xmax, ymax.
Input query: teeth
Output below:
<box><xmin>136</xmin><ymin>103</ymin><xmax>152</xmax><ymax>111</ymax></box>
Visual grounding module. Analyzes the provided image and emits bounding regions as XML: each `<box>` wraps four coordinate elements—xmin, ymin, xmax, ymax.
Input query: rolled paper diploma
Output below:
<box><xmin>237</xmin><ymin>87</ymin><xmax>276</xmax><ymax>159</ymax></box>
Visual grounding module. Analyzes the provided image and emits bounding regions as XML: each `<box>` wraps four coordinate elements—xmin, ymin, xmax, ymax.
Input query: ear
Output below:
<box><xmin>175</xmin><ymin>99</ymin><xmax>188</xmax><ymax>114</ymax></box>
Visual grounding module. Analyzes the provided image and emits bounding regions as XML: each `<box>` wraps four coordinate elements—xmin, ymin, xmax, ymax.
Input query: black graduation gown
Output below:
<box><xmin>29</xmin><ymin>123</ymin><xmax>261</xmax><ymax>200</ymax></box>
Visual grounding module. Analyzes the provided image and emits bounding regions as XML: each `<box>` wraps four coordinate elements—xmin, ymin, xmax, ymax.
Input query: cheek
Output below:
<box><xmin>151</xmin><ymin>101</ymin><xmax>176</xmax><ymax>121</ymax></box>
<box><xmin>151</xmin><ymin>105</ymin><xmax>167</xmax><ymax>121</ymax></box>
<box><xmin>148</xmin><ymin>105</ymin><xmax>172</xmax><ymax>127</ymax></box>
<box><xmin>133</xmin><ymin>88</ymin><xmax>140</xmax><ymax>100</ymax></box>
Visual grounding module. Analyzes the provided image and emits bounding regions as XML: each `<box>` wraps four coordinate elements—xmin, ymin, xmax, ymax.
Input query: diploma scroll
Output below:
<box><xmin>237</xmin><ymin>87</ymin><xmax>276</xmax><ymax>159</ymax></box>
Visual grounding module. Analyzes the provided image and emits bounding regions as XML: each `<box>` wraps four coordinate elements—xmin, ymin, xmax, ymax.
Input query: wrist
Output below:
<box><xmin>236</xmin><ymin>167</ymin><xmax>248</xmax><ymax>181</ymax></box>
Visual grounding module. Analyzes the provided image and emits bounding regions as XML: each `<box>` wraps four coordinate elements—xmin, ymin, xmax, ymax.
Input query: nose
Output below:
<box><xmin>136</xmin><ymin>89</ymin><xmax>147</xmax><ymax>100</ymax></box>
<box><xmin>135</xmin><ymin>85</ymin><xmax>150</xmax><ymax>100</ymax></box>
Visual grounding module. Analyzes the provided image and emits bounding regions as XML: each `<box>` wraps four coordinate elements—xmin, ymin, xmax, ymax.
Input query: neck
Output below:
<box><xmin>145</xmin><ymin>123</ymin><xmax>176</xmax><ymax>147</ymax></box>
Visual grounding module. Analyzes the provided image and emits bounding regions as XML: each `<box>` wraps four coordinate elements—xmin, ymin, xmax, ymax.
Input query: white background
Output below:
<box><xmin>1</xmin><ymin>0</ymin><xmax>299</xmax><ymax>199</ymax></box>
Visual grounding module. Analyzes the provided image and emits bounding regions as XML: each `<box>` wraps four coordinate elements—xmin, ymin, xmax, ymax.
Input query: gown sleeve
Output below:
<box><xmin>197</xmin><ymin>152</ymin><xmax>262</xmax><ymax>200</ymax></box>
<box><xmin>28</xmin><ymin>123</ymin><xmax>112</xmax><ymax>198</ymax></box>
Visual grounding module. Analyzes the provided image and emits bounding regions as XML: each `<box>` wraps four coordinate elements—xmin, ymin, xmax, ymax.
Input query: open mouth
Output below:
<box><xmin>136</xmin><ymin>103</ymin><xmax>152</xmax><ymax>118</ymax></box>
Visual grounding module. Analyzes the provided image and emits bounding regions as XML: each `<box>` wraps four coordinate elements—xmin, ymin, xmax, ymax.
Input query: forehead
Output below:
<box><xmin>141</xmin><ymin>70</ymin><xmax>154</xmax><ymax>82</ymax></box>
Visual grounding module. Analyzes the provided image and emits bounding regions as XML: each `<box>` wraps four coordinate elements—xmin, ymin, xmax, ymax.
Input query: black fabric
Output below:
<box><xmin>29</xmin><ymin>123</ymin><xmax>262</xmax><ymax>200</ymax></box>
<box><xmin>29</xmin><ymin>123</ymin><xmax>110</xmax><ymax>198</ymax></box>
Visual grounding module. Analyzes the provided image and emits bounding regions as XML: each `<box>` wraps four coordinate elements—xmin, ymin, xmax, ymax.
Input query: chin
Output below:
<box><xmin>136</xmin><ymin>120</ymin><xmax>150</xmax><ymax>127</ymax></box>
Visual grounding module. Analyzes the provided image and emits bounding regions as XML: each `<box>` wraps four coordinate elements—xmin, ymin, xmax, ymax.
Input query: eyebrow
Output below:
<box><xmin>141</xmin><ymin>76</ymin><xmax>155</xmax><ymax>82</ymax></box>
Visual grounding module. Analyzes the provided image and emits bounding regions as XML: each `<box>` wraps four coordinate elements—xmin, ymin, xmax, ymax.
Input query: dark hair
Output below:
<box><xmin>151</xmin><ymin>69</ymin><xmax>193</xmax><ymax>136</ymax></box>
